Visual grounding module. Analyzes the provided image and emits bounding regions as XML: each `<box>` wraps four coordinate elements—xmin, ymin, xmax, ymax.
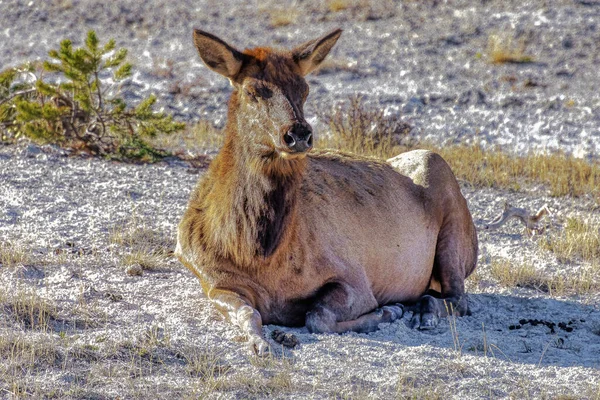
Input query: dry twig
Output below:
<box><xmin>484</xmin><ymin>202</ymin><xmax>551</xmax><ymax>236</ymax></box>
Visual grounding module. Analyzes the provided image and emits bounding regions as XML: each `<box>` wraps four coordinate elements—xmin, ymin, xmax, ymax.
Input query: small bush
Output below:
<box><xmin>0</xmin><ymin>30</ymin><xmax>184</xmax><ymax>161</ymax></box>
<box><xmin>318</xmin><ymin>95</ymin><xmax>411</xmax><ymax>159</ymax></box>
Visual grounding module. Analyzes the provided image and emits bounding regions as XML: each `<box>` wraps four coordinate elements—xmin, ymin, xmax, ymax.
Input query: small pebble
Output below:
<box><xmin>127</xmin><ymin>264</ymin><xmax>144</xmax><ymax>276</ymax></box>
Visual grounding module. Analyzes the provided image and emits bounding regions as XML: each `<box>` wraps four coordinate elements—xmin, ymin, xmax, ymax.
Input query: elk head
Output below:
<box><xmin>192</xmin><ymin>28</ymin><xmax>342</xmax><ymax>159</ymax></box>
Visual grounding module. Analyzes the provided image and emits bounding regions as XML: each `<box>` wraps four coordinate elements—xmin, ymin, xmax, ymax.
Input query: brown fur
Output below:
<box><xmin>176</xmin><ymin>29</ymin><xmax>478</xmax><ymax>355</ymax></box>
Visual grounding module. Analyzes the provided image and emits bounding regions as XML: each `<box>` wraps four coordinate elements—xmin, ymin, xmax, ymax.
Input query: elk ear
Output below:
<box><xmin>193</xmin><ymin>29</ymin><xmax>243</xmax><ymax>79</ymax></box>
<box><xmin>293</xmin><ymin>28</ymin><xmax>342</xmax><ymax>76</ymax></box>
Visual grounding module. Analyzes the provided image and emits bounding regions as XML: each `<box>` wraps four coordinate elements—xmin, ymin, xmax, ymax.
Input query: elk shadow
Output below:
<box><xmin>267</xmin><ymin>293</ymin><xmax>600</xmax><ymax>369</ymax></box>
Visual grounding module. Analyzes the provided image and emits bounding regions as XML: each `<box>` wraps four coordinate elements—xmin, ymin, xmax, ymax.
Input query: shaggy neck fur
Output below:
<box><xmin>202</xmin><ymin>93</ymin><xmax>307</xmax><ymax>268</ymax></box>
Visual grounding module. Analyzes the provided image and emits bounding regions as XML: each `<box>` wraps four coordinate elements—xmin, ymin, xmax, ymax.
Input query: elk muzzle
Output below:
<box><xmin>282</xmin><ymin>122</ymin><xmax>313</xmax><ymax>154</ymax></box>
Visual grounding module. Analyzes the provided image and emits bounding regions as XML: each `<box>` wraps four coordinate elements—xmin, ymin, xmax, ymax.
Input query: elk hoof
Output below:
<box><xmin>381</xmin><ymin>304</ymin><xmax>404</xmax><ymax>322</ymax></box>
<box><xmin>249</xmin><ymin>335</ymin><xmax>272</xmax><ymax>357</ymax></box>
<box><xmin>271</xmin><ymin>329</ymin><xmax>299</xmax><ymax>348</ymax></box>
<box><xmin>409</xmin><ymin>312</ymin><xmax>439</xmax><ymax>330</ymax></box>
<box><xmin>418</xmin><ymin>312</ymin><xmax>439</xmax><ymax>330</ymax></box>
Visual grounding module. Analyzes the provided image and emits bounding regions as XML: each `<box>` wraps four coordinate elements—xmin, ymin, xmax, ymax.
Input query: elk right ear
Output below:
<box><xmin>193</xmin><ymin>29</ymin><xmax>243</xmax><ymax>79</ymax></box>
<box><xmin>293</xmin><ymin>28</ymin><xmax>343</xmax><ymax>76</ymax></box>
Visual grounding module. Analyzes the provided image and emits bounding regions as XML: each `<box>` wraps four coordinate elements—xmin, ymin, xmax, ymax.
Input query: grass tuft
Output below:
<box><xmin>267</xmin><ymin>8</ymin><xmax>299</xmax><ymax>27</ymax></box>
<box><xmin>489</xmin><ymin>257</ymin><xmax>600</xmax><ymax>296</ymax></box>
<box><xmin>324</xmin><ymin>0</ymin><xmax>395</xmax><ymax>20</ymax></box>
<box><xmin>328</xmin><ymin>0</ymin><xmax>353</xmax><ymax>12</ymax></box>
<box><xmin>110</xmin><ymin>216</ymin><xmax>174</xmax><ymax>272</ymax></box>
<box><xmin>488</xmin><ymin>33</ymin><xmax>534</xmax><ymax>64</ymax></box>
<box><xmin>540</xmin><ymin>218</ymin><xmax>600</xmax><ymax>263</ymax></box>
<box><xmin>0</xmin><ymin>241</ymin><xmax>33</xmax><ymax>268</ymax></box>
<box><xmin>490</xmin><ymin>258</ymin><xmax>547</xmax><ymax>292</ymax></box>
<box><xmin>0</xmin><ymin>288</ymin><xmax>58</xmax><ymax>331</ymax></box>
<box><xmin>148</xmin><ymin>120</ymin><xmax>222</xmax><ymax>159</ymax></box>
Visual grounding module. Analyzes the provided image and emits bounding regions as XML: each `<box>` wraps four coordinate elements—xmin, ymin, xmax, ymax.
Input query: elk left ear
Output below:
<box><xmin>293</xmin><ymin>28</ymin><xmax>342</xmax><ymax>76</ymax></box>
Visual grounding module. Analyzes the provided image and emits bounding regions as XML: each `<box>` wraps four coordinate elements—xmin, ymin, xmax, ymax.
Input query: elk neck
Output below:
<box><xmin>203</xmin><ymin>94</ymin><xmax>308</xmax><ymax>268</ymax></box>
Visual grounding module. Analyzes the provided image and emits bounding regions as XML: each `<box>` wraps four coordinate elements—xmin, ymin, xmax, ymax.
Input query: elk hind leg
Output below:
<box><xmin>305</xmin><ymin>282</ymin><xmax>403</xmax><ymax>334</ymax></box>
<box><xmin>412</xmin><ymin>227</ymin><xmax>474</xmax><ymax>330</ymax></box>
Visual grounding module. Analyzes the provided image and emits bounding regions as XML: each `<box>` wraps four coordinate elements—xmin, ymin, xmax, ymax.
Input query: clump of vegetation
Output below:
<box><xmin>489</xmin><ymin>257</ymin><xmax>599</xmax><ymax>296</ymax></box>
<box><xmin>318</xmin><ymin>95</ymin><xmax>411</xmax><ymax>159</ymax></box>
<box><xmin>540</xmin><ymin>218</ymin><xmax>600</xmax><ymax>263</ymax></box>
<box><xmin>0</xmin><ymin>30</ymin><xmax>184</xmax><ymax>161</ymax></box>
<box><xmin>490</xmin><ymin>258</ymin><xmax>546</xmax><ymax>291</ymax></box>
<box><xmin>110</xmin><ymin>215</ymin><xmax>174</xmax><ymax>273</ymax></box>
<box><xmin>436</xmin><ymin>144</ymin><xmax>600</xmax><ymax>199</ymax></box>
<box><xmin>487</xmin><ymin>33</ymin><xmax>534</xmax><ymax>64</ymax></box>
<box><xmin>325</xmin><ymin>0</ymin><xmax>395</xmax><ymax>20</ymax></box>
<box><xmin>264</xmin><ymin>7</ymin><xmax>300</xmax><ymax>28</ymax></box>
<box><xmin>318</xmin><ymin>98</ymin><xmax>599</xmax><ymax>201</ymax></box>
<box><xmin>0</xmin><ymin>288</ymin><xmax>58</xmax><ymax>331</ymax></box>
<box><xmin>0</xmin><ymin>241</ymin><xmax>33</xmax><ymax>268</ymax></box>
<box><xmin>149</xmin><ymin>120</ymin><xmax>223</xmax><ymax>158</ymax></box>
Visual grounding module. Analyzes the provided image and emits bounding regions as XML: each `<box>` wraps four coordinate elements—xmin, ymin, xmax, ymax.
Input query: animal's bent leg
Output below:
<box><xmin>208</xmin><ymin>288</ymin><xmax>275</xmax><ymax>356</ymax></box>
<box><xmin>411</xmin><ymin>226</ymin><xmax>473</xmax><ymax>330</ymax></box>
<box><xmin>305</xmin><ymin>282</ymin><xmax>403</xmax><ymax>334</ymax></box>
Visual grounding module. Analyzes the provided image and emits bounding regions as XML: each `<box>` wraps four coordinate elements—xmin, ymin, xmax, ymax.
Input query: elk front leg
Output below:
<box><xmin>208</xmin><ymin>288</ymin><xmax>270</xmax><ymax>356</ymax></box>
<box><xmin>305</xmin><ymin>282</ymin><xmax>403</xmax><ymax>334</ymax></box>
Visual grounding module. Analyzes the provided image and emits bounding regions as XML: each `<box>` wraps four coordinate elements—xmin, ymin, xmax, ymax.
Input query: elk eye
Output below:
<box><xmin>245</xmin><ymin>89</ymin><xmax>257</xmax><ymax>102</ymax></box>
<box><xmin>256</xmin><ymin>86</ymin><xmax>273</xmax><ymax>99</ymax></box>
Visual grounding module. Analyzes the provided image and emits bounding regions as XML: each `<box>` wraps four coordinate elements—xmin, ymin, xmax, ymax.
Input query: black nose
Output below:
<box><xmin>282</xmin><ymin>123</ymin><xmax>313</xmax><ymax>153</ymax></box>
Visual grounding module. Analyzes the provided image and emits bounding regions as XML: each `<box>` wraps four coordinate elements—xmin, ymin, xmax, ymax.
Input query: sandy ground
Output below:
<box><xmin>1</xmin><ymin>0</ymin><xmax>600</xmax><ymax>399</ymax></box>
<box><xmin>1</xmin><ymin>143</ymin><xmax>599</xmax><ymax>399</ymax></box>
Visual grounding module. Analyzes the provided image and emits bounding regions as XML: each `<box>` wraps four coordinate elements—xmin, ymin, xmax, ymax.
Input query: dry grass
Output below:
<box><xmin>487</xmin><ymin>33</ymin><xmax>534</xmax><ymax>64</ymax></box>
<box><xmin>540</xmin><ymin>217</ymin><xmax>600</xmax><ymax>263</ymax></box>
<box><xmin>0</xmin><ymin>241</ymin><xmax>33</xmax><ymax>268</ymax></box>
<box><xmin>110</xmin><ymin>214</ymin><xmax>175</xmax><ymax>272</ymax></box>
<box><xmin>317</xmin><ymin>98</ymin><xmax>600</xmax><ymax>201</ymax></box>
<box><xmin>324</xmin><ymin>0</ymin><xmax>396</xmax><ymax>20</ymax></box>
<box><xmin>394</xmin><ymin>376</ymin><xmax>444</xmax><ymax>400</ymax></box>
<box><xmin>490</xmin><ymin>258</ymin><xmax>547</xmax><ymax>291</ymax></box>
<box><xmin>317</xmin><ymin>96</ymin><xmax>411</xmax><ymax>160</ymax></box>
<box><xmin>183</xmin><ymin>346</ymin><xmax>230</xmax><ymax>382</ymax></box>
<box><xmin>121</xmin><ymin>250</ymin><xmax>166</xmax><ymax>271</ymax></box>
<box><xmin>185</xmin><ymin>351</ymin><xmax>298</xmax><ymax>398</ymax></box>
<box><xmin>265</xmin><ymin>7</ymin><xmax>300</xmax><ymax>27</ymax></box>
<box><xmin>0</xmin><ymin>288</ymin><xmax>58</xmax><ymax>331</ymax></box>
<box><xmin>327</xmin><ymin>0</ymin><xmax>353</xmax><ymax>12</ymax></box>
<box><xmin>435</xmin><ymin>145</ymin><xmax>600</xmax><ymax>199</ymax></box>
<box><xmin>489</xmin><ymin>257</ymin><xmax>600</xmax><ymax>296</ymax></box>
<box><xmin>148</xmin><ymin>120</ymin><xmax>223</xmax><ymax>158</ymax></box>
<box><xmin>0</xmin><ymin>332</ymin><xmax>62</xmax><ymax>397</ymax></box>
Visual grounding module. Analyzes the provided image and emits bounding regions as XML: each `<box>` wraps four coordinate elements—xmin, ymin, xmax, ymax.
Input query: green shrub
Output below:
<box><xmin>0</xmin><ymin>30</ymin><xmax>184</xmax><ymax>161</ymax></box>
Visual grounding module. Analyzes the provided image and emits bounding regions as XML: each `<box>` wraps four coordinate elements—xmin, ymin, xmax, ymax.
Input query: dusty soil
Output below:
<box><xmin>1</xmin><ymin>0</ymin><xmax>600</xmax><ymax>399</ymax></box>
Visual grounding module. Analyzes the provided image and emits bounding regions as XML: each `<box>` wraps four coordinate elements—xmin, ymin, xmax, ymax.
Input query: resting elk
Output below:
<box><xmin>175</xmin><ymin>28</ymin><xmax>478</xmax><ymax>355</ymax></box>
